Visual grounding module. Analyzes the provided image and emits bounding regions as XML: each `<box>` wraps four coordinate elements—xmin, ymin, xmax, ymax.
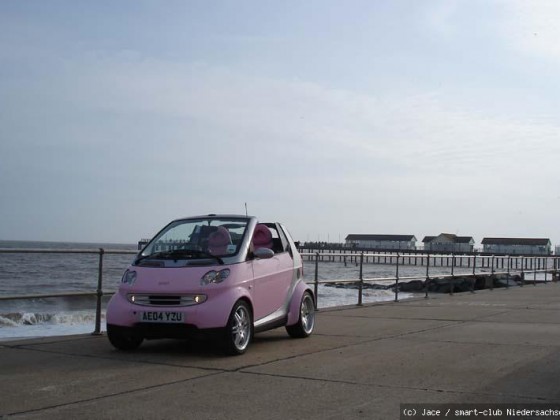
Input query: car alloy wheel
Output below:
<box><xmin>286</xmin><ymin>292</ymin><xmax>315</xmax><ymax>338</ymax></box>
<box><xmin>224</xmin><ymin>300</ymin><xmax>252</xmax><ymax>355</ymax></box>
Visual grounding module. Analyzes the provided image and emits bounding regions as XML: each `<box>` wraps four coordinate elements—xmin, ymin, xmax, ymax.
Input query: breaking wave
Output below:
<box><xmin>0</xmin><ymin>310</ymin><xmax>99</xmax><ymax>327</ymax></box>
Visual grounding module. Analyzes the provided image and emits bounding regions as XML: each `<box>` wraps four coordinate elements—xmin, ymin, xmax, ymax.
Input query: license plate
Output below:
<box><xmin>140</xmin><ymin>311</ymin><xmax>184</xmax><ymax>323</ymax></box>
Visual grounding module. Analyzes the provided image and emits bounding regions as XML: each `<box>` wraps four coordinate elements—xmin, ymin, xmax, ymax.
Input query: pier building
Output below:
<box><xmin>344</xmin><ymin>234</ymin><xmax>417</xmax><ymax>250</ymax></box>
<box><xmin>481</xmin><ymin>237</ymin><xmax>552</xmax><ymax>255</ymax></box>
<box><xmin>422</xmin><ymin>234</ymin><xmax>475</xmax><ymax>253</ymax></box>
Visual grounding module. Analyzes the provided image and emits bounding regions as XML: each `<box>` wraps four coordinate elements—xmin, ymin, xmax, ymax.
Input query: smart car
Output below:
<box><xmin>106</xmin><ymin>214</ymin><xmax>315</xmax><ymax>355</ymax></box>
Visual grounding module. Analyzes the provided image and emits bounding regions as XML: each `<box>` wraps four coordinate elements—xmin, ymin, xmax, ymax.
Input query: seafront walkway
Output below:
<box><xmin>2</xmin><ymin>284</ymin><xmax>560</xmax><ymax>419</ymax></box>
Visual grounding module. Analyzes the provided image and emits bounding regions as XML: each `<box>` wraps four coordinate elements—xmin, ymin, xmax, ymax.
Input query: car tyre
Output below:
<box><xmin>107</xmin><ymin>325</ymin><xmax>144</xmax><ymax>351</ymax></box>
<box><xmin>286</xmin><ymin>292</ymin><xmax>315</xmax><ymax>338</ymax></box>
<box><xmin>223</xmin><ymin>300</ymin><xmax>253</xmax><ymax>355</ymax></box>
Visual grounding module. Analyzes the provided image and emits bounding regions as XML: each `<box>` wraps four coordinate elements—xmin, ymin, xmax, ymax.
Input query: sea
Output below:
<box><xmin>0</xmin><ymin>240</ymin><xmax>466</xmax><ymax>342</ymax></box>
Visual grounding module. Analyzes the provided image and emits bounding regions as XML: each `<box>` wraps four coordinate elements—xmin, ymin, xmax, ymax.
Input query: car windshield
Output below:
<box><xmin>137</xmin><ymin>217</ymin><xmax>249</xmax><ymax>263</ymax></box>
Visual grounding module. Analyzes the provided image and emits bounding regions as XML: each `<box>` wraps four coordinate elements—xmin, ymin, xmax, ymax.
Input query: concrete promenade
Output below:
<box><xmin>2</xmin><ymin>284</ymin><xmax>560</xmax><ymax>419</ymax></box>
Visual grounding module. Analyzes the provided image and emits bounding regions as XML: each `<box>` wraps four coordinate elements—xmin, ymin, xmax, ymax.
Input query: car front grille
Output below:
<box><xmin>127</xmin><ymin>294</ymin><xmax>206</xmax><ymax>307</ymax></box>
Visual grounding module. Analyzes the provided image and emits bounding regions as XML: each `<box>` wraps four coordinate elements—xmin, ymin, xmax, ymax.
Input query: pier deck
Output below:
<box><xmin>2</xmin><ymin>284</ymin><xmax>560</xmax><ymax>419</ymax></box>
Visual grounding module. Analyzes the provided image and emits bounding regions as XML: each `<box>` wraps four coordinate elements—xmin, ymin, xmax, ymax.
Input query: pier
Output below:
<box><xmin>2</xmin><ymin>283</ymin><xmax>560</xmax><ymax>418</ymax></box>
<box><xmin>298</xmin><ymin>245</ymin><xmax>555</xmax><ymax>271</ymax></box>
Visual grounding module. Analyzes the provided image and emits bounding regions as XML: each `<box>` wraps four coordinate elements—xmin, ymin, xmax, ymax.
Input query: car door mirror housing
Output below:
<box><xmin>254</xmin><ymin>248</ymin><xmax>274</xmax><ymax>259</ymax></box>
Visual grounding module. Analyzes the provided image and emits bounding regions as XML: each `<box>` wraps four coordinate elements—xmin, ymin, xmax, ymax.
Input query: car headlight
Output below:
<box><xmin>121</xmin><ymin>270</ymin><xmax>137</xmax><ymax>285</ymax></box>
<box><xmin>200</xmin><ymin>268</ymin><xmax>230</xmax><ymax>285</ymax></box>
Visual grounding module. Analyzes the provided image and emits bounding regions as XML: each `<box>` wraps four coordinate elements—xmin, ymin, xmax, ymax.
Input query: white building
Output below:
<box><xmin>422</xmin><ymin>233</ymin><xmax>475</xmax><ymax>253</ymax></box>
<box><xmin>482</xmin><ymin>238</ymin><xmax>552</xmax><ymax>255</ymax></box>
<box><xmin>345</xmin><ymin>234</ymin><xmax>417</xmax><ymax>250</ymax></box>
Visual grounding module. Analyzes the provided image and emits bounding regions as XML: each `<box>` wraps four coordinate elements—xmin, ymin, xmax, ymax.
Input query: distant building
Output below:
<box><xmin>422</xmin><ymin>234</ymin><xmax>475</xmax><ymax>253</ymax></box>
<box><xmin>481</xmin><ymin>238</ymin><xmax>552</xmax><ymax>255</ymax></box>
<box><xmin>345</xmin><ymin>234</ymin><xmax>417</xmax><ymax>250</ymax></box>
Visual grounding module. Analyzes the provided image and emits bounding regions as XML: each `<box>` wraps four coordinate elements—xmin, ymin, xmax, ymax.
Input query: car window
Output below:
<box><xmin>276</xmin><ymin>224</ymin><xmax>290</xmax><ymax>253</ymax></box>
<box><xmin>139</xmin><ymin>217</ymin><xmax>249</xmax><ymax>262</ymax></box>
<box><xmin>264</xmin><ymin>224</ymin><xmax>289</xmax><ymax>254</ymax></box>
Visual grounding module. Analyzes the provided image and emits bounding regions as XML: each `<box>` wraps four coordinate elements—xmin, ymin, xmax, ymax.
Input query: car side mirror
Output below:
<box><xmin>254</xmin><ymin>248</ymin><xmax>274</xmax><ymax>259</ymax></box>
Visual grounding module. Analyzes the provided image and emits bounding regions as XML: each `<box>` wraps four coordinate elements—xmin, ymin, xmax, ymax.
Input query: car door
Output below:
<box><xmin>251</xmin><ymin>224</ymin><xmax>294</xmax><ymax>321</ymax></box>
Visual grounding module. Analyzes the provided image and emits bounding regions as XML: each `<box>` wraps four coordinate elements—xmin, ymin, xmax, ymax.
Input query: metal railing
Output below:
<box><xmin>0</xmin><ymin>248</ymin><xmax>559</xmax><ymax>336</ymax></box>
<box><xmin>0</xmin><ymin>248</ymin><xmax>137</xmax><ymax>335</ymax></box>
<box><xmin>302</xmin><ymin>252</ymin><xmax>560</xmax><ymax>308</ymax></box>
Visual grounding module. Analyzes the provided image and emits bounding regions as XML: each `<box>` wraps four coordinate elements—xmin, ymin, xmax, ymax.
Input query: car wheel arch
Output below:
<box><xmin>286</xmin><ymin>283</ymin><xmax>315</xmax><ymax>326</ymax></box>
<box><xmin>236</xmin><ymin>296</ymin><xmax>254</xmax><ymax>319</ymax></box>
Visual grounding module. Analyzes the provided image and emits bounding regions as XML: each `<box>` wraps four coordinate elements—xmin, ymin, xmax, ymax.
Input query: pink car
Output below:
<box><xmin>106</xmin><ymin>214</ymin><xmax>315</xmax><ymax>355</ymax></box>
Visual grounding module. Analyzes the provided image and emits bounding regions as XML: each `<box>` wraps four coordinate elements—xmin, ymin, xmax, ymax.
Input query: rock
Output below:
<box><xmin>396</xmin><ymin>280</ymin><xmax>425</xmax><ymax>292</ymax></box>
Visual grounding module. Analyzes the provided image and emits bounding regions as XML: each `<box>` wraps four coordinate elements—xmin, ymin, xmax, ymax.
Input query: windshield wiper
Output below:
<box><xmin>135</xmin><ymin>249</ymin><xmax>224</xmax><ymax>265</ymax></box>
<box><xmin>181</xmin><ymin>250</ymin><xmax>224</xmax><ymax>265</ymax></box>
<box><xmin>135</xmin><ymin>251</ymin><xmax>168</xmax><ymax>264</ymax></box>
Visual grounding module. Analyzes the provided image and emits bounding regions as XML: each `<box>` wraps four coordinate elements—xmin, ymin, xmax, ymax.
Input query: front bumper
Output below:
<box><xmin>107</xmin><ymin>323</ymin><xmax>225</xmax><ymax>340</ymax></box>
<box><xmin>106</xmin><ymin>290</ymin><xmax>234</xmax><ymax>331</ymax></box>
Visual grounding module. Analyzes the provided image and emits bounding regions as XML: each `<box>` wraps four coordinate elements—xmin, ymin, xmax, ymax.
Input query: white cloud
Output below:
<box><xmin>500</xmin><ymin>0</ymin><xmax>560</xmax><ymax>61</ymax></box>
<box><xmin>3</xmin><ymin>40</ymin><xmax>560</xmax><ymax>242</ymax></box>
<box><xmin>425</xmin><ymin>1</ymin><xmax>460</xmax><ymax>37</ymax></box>
<box><xmin>11</xmin><ymin>50</ymin><xmax>559</xmax><ymax>190</ymax></box>
<box><xmin>76</xmin><ymin>55</ymin><xmax>557</xmax><ymax>158</ymax></box>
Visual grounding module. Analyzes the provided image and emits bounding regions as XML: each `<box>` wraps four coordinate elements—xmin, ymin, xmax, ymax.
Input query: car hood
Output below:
<box><xmin>119</xmin><ymin>264</ymin><xmax>249</xmax><ymax>294</ymax></box>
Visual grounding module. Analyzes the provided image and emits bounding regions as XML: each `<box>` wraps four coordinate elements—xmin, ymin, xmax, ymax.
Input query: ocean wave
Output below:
<box><xmin>0</xmin><ymin>311</ymin><xmax>100</xmax><ymax>327</ymax></box>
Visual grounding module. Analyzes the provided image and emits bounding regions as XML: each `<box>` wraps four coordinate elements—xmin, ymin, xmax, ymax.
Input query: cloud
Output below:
<box><xmin>499</xmin><ymin>0</ymin><xmax>560</xmax><ymax>61</ymax></box>
<box><xmin>67</xmin><ymin>53</ymin><xmax>557</xmax><ymax>161</ymax></box>
<box><xmin>2</xmin><ymin>42</ymin><xmax>560</xmax><ymax>242</ymax></box>
<box><xmin>5</xmin><ymin>49</ymin><xmax>559</xmax><ymax>192</ymax></box>
<box><xmin>425</xmin><ymin>1</ymin><xmax>460</xmax><ymax>37</ymax></box>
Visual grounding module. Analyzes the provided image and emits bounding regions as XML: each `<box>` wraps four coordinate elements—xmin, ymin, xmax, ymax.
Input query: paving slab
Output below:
<box><xmin>6</xmin><ymin>330</ymin><xmax>370</xmax><ymax>372</ymax></box>
<box><xmin>321</xmin><ymin>301</ymin><xmax>510</xmax><ymax>321</ymax></box>
<box><xmin>419</xmin><ymin>284</ymin><xmax>560</xmax><ymax>307</ymax></box>
<box><xmin>403</xmin><ymin>320</ymin><xmax>560</xmax><ymax>347</ymax></box>
<box><xmin>472</xmin><ymin>308</ymin><xmax>560</xmax><ymax>324</ymax></box>
<box><xmin>244</xmin><ymin>337</ymin><xmax>558</xmax><ymax>400</ymax></box>
<box><xmin>314</xmin><ymin>315</ymin><xmax>456</xmax><ymax>338</ymax></box>
<box><xmin>2</xmin><ymin>283</ymin><xmax>560</xmax><ymax>419</ymax></box>
<box><xmin>0</xmin><ymin>344</ymin><xmax>212</xmax><ymax>416</ymax></box>
<box><xmin>10</xmin><ymin>361</ymin><xmax>560</xmax><ymax>420</ymax></box>
<box><xmin>0</xmin><ymin>372</ymin><xmax>494</xmax><ymax>420</ymax></box>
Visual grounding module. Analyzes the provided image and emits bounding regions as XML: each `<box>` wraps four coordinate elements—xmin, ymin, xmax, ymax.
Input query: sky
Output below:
<box><xmin>0</xmin><ymin>0</ymin><xmax>559</xmax><ymax>247</ymax></box>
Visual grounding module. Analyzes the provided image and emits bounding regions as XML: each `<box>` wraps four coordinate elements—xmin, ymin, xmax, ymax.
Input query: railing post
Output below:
<box><xmin>93</xmin><ymin>248</ymin><xmax>104</xmax><ymax>335</ymax></box>
<box><xmin>533</xmin><ymin>258</ymin><xmax>537</xmax><ymax>286</ymax></box>
<box><xmin>450</xmin><ymin>253</ymin><xmax>455</xmax><ymax>296</ymax></box>
<box><xmin>544</xmin><ymin>256</ymin><xmax>548</xmax><ymax>283</ymax></box>
<box><xmin>491</xmin><ymin>255</ymin><xmax>495</xmax><ymax>291</ymax></box>
<box><xmin>520</xmin><ymin>257</ymin><xmax>525</xmax><ymax>287</ymax></box>
<box><xmin>314</xmin><ymin>252</ymin><xmax>319</xmax><ymax>310</ymax></box>
<box><xmin>395</xmin><ymin>253</ymin><xmax>400</xmax><ymax>302</ymax></box>
<box><xmin>506</xmin><ymin>256</ymin><xmax>510</xmax><ymax>288</ymax></box>
<box><xmin>358</xmin><ymin>252</ymin><xmax>364</xmax><ymax>306</ymax></box>
<box><xmin>471</xmin><ymin>254</ymin><xmax>476</xmax><ymax>293</ymax></box>
<box><xmin>425</xmin><ymin>254</ymin><xmax>430</xmax><ymax>298</ymax></box>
